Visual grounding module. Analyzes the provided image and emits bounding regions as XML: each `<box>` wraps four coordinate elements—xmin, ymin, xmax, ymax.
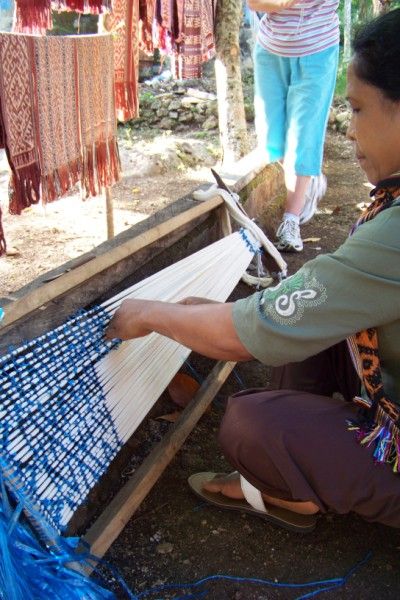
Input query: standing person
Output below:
<box><xmin>248</xmin><ymin>0</ymin><xmax>340</xmax><ymax>252</ymax></box>
<box><xmin>106</xmin><ymin>8</ymin><xmax>400</xmax><ymax>531</ymax></box>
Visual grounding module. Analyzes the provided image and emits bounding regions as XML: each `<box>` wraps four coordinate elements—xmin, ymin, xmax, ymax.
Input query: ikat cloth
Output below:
<box><xmin>155</xmin><ymin>0</ymin><xmax>217</xmax><ymax>79</ymax></box>
<box><xmin>14</xmin><ymin>0</ymin><xmax>112</xmax><ymax>34</ymax></box>
<box><xmin>0</xmin><ymin>32</ymin><xmax>120</xmax><ymax>254</ymax></box>
<box><xmin>105</xmin><ymin>0</ymin><xmax>140</xmax><ymax>122</ymax></box>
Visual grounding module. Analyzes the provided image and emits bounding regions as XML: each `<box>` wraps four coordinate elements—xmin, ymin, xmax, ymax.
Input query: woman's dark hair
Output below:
<box><xmin>352</xmin><ymin>8</ymin><xmax>400</xmax><ymax>101</ymax></box>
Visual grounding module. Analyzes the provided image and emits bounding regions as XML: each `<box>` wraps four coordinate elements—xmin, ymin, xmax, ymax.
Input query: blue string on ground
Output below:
<box><xmin>135</xmin><ymin>551</ymin><xmax>372</xmax><ymax>600</ymax></box>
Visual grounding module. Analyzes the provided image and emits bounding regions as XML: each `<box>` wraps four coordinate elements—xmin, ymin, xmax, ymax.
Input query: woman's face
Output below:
<box><xmin>346</xmin><ymin>62</ymin><xmax>400</xmax><ymax>185</ymax></box>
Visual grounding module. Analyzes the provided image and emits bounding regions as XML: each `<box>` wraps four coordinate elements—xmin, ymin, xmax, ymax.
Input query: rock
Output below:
<box><xmin>159</xmin><ymin>117</ymin><xmax>176</xmax><ymax>130</ymax></box>
<box><xmin>186</xmin><ymin>87</ymin><xmax>217</xmax><ymax>101</ymax></box>
<box><xmin>178</xmin><ymin>112</ymin><xmax>194</xmax><ymax>123</ymax></box>
<box><xmin>156</xmin><ymin>542</ymin><xmax>174</xmax><ymax>555</ymax></box>
<box><xmin>202</xmin><ymin>115</ymin><xmax>218</xmax><ymax>130</ymax></box>
<box><xmin>168</xmin><ymin>99</ymin><xmax>181</xmax><ymax>111</ymax></box>
<box><xmin>336</xmin><ymin>110</ymin><xmax>350</xmax><ymax>124</ymax></box>
<box><xmin>180</xmin><ymin>96</ymin><xmax>202</xmax><ymax>108</ymax></box>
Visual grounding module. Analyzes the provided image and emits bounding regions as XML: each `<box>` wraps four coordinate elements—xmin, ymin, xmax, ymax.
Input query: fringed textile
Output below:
<box><xmin>14</xmin><ymin>1</ymin><xmax>112</xmax><ymax>34</ymax></box>
<box><xmin>0</xmin><ymin>33</ymin><xmax>121</xmax><ymax>254</ymax></box>
<box><xmin>0</xmin><ymin>34</ymin><xmax>41</xmax><ymax>216</ymax></box>
<box><xmin>32</xmin><ymin>35</ymin><xmax>82</xmax><ymax>203</ymax></box>
<box><xmin>105</xmin><ymin>0</ymin><xmax>140</xmax><ymax>122</ymax></box>
<box><xmin>347</xmin><ymin>176</ymin><xmax>400</xmax><ymax>471</ymax></box>
<box><xmin>77</xmin><ymin>35</ymin><xmax>121</xmax><ymax>196</ymax></box>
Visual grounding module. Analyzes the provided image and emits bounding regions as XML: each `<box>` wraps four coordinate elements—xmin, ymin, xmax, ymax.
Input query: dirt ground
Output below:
<box><xmin>2</xmin><ymin>128</ymin><xmax>399</xmax><ymax>598</ymax></box>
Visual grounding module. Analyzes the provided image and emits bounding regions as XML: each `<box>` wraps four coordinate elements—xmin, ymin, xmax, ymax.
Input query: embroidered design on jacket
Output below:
<box><xmin>259</xmin><ymin>271</ymin><xmax>327</xmax><ymax>325</ymax></box>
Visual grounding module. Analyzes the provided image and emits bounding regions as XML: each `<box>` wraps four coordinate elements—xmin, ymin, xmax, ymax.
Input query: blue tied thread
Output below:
<box><xmin>0</xmin><ymin>305</ymin><xmax>123</xmax><ymax>531</ymax></box>
<box><xmin>239</xmin><ymin>228</ymin><xmax>260</xmax><ymax>255</ymax></box>
<box><xmin>135</xmin><ymin>551</ymin><xmax>372</xmax><ymax>600</ymax></box>
<box><xmin>0</xmin><ymin>307</ymin><xmax>4</xmax><ymax>323</ymax></box>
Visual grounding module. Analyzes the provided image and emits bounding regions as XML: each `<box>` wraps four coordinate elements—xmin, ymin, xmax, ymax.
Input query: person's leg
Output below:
<box><xmin>212</xmin><ymin>389</ymin><xmax>400</xmax><ymax>527</ymax></box>
<box><xmin>285</xmin><ymin>44</ymin><xmax>339</xmax><ymax>178</ymax></box>
<box><xmin>253</xmin><ymin>43</ymin><xmax>289</xmax><ymax>165</ymax></box>
<box><xmin>276</xmin><ymin>45</ymin><xmax>339</xmax><ymax>252</ymax></box>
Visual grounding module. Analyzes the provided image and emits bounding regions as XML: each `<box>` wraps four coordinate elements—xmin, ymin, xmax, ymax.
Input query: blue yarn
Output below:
<box><xmin>0</xmin><ymin>464</ymin><xmax>139</xmax><ymax>600</ymax></box>
<box><xmin>135</xmin><ymin>551</ymin><xmax>372</xmax><ymax>600</ymax></box>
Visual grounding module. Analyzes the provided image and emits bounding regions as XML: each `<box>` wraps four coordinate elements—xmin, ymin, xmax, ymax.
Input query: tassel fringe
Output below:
<box><xmin>348</xmin><ymin>405</ymin><xmax>400</xmax><ymax>472</ymax></box>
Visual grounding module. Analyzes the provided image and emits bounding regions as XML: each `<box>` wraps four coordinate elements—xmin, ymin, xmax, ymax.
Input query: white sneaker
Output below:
<box><xmin>300</xmin><ymin>174</ymin><xmax>327</xmax><ymax>225</ymax></box>
<box><xmin>276</xmin><ymin>218</ymin><xmax>303</xmax><ymax>252</ymax></box>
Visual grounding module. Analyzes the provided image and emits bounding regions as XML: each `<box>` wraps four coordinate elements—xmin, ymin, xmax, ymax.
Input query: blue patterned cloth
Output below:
<box><xmin>0</xmin><ymin>306</ymin><xmax>121</xmax><ymax>531</ymax></box>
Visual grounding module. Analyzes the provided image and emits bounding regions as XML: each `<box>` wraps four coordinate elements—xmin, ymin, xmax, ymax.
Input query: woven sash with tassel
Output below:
<box><xmin>347</xmin><ymin>176</ymin><xmax>400</xmax><ymax>471</ymax></box>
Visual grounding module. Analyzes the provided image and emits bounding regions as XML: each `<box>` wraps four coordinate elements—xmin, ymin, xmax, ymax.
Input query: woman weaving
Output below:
<box><xmin>106</xmin><ymin>10</ymin><xmax>400</xmax><ymax>532</ymax></box>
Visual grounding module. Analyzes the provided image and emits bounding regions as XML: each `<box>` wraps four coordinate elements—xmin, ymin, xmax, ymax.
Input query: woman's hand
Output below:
<box><xmin>105</xmin><ymin>299</ymin><xmax>152</xmax><ymax>340</ymax></box>
<box><xmin>105</xmin><ymin>297</ymin><xmax>253</xmax><ymax>361</ymax></box>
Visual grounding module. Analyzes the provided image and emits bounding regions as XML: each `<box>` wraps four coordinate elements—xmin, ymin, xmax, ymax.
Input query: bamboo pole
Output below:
<box><xmin>105</xmin><ymin>186</ymin><xmax>115</xmax><ymax>239</ymax></box>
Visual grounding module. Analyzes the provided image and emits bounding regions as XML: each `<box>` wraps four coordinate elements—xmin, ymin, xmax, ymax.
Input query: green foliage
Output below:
<box><xmin>139</xmin><ymin>91</ymin><xmax>156</xmax><ymax>108</ymax></box>
<box><xmin>335</xmin><ymin>1</ymin><xmax>400</xmax><ymax>99</ymax></box>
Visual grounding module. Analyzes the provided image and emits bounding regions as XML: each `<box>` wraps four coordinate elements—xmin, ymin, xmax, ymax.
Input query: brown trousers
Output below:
<box><xmin>218</xmin><ymin>342</ymin><xmax>400</xmax><ymax>527</ymax></box>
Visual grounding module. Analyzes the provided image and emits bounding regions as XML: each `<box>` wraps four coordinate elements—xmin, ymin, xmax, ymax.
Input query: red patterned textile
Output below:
<box><xmin>14</xmin><ymin>0</ymin><xmax>52</xmax><ymax>34</ymax></box>
<box><xmin>14</xmin><ymin>0</ymin><xmax>112</xmax><ymax>34</ymax></box>
<box><xmin>0</xmin><ymin>33</ymin><xmax>120</xmax><ymax>255</ymax></box>
<box><xmin>155</xmin><ymin>0</ymin><xmax>216</xmax><ymax>79</ymax></box>
<box><xmin>179</xmin><ymin>0</ymin><xmax>216</xmax><ymax>79</ymax></box>
<box><xmin>139</xmin><ymin>0</ymin><xmax>156</xmax><ymax>53</ymax></box>
<box><xmin>105</xmin><ymin>0</ymin><xmax>140</xmax><ymax>122</ymax></box>
<box><xmin>53</xmin><ymin>1</ymin><xmax>112</xmax><ymax>13</ymax></box>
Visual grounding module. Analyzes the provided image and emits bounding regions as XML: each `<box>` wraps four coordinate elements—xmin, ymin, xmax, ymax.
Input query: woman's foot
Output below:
<box><xmin>203</xmin><ymin>472</ymin><xmax>319</xmax><ymax>515</ymax></box>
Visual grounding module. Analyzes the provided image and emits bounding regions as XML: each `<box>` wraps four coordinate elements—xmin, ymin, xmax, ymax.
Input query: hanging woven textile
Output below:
<box><xmin>155</xmin><ymin>0</ymin><xmax>217</xmax><ymax>80</ymax></box>
<box><xmin>105</xmin><ymin>0</ymin><xmax>140</xmax><ymax>122</ymax></box>
<box><xmin>0</xmin><ymin>32</ymin><xmax>120</xmax><ymax>255</ymax></box>
<box><xmin>0</xmin><ymin>228</ymin><xmax>264</xmax><ymax>532</ymax></box>
<box><xmin>139</xmin><ymin>0</ymin><xmax>156</xmax><ymax>54</ymax></box>
<box><xmin>14</xmin><ymin>0</ymin><xmax>112</xmax><ymax>34</ymax></box>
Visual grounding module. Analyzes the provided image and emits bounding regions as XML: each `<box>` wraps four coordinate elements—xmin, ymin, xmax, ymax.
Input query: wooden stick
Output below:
<box><xmin>105</xmin><ymin>187</ymin><xmax>115</xmax><ymax>240</ymax></box>
<box><xmin>83</xmin><ymin>360</ymin><xmax>236</xmax><ymax>561</ymax></box>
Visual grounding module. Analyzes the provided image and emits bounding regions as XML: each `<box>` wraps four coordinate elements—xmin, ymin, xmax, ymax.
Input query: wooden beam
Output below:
<box><xmin>1</xmin><ymin>195</ymin><xmax>223</xmax><ymax>329</ymax></box>
<box><xmin>83</xmin><ymin>360</ymin><xmax>236</xmax><ymax>561</ymax></box>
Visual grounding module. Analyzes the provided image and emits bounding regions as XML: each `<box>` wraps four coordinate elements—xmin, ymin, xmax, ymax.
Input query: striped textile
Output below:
<box><xmin>258</xmin><ymin>0</ymin><xmax>339</xmax><ymax>57</ymax></box>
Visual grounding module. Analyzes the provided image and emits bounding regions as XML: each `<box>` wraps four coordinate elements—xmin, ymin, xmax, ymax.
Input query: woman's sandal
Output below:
<box><xmin>188</xmin><ymin>472</ymin><xmax>317</xmax><ymax>534</ymax></box>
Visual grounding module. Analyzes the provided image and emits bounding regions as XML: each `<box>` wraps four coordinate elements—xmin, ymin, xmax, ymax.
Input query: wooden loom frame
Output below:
<box><xmin>0</xmin><ymin>152</ymin><xmax>280</xmax><ymax>561</ymax></box>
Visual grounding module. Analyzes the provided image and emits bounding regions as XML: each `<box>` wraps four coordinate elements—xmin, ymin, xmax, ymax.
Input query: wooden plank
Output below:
<box><xmin>83</xmin><ymin>360</ymin><xmax>236</xmax><ymax>560</ymax></box>
<box><xmin>1</xmin><ymin>195</ymin><xmax>223</xmax><ymax>330</ymax></box>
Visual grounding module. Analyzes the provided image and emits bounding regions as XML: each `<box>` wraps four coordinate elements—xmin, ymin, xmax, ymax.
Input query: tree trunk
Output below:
<box><xmin>343</xmin><ymin>0</ymin><xmax>352</xmax><ymax>64</ymax></box>
<box><xmin>214</xmin><ymin>0</ymin><xmax>250</xmax><ymax>165</ymax></box>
